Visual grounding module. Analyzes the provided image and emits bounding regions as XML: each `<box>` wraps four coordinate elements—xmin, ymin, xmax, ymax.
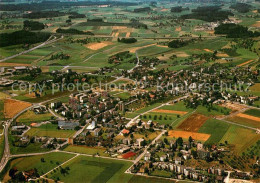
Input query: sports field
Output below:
<box><xmin>49</xmin><ymin>155</ymin><xmax>133</xmax><ymax>183</ymax></box>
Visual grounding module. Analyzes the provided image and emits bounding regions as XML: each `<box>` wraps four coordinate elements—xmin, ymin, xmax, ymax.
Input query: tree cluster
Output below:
<box><xmin>214</xmin><ymin>23</ymin><xmax>260</xmax><ymax>38</ymax></box>
<box><xmin>23</xmin><ymin>20</ymin><xmax>44</xmax><ymax>30</ymax></box>
<box><xmin>181</xmin><ymin>6</ymin><xmax>233</xmax><ymax>22</ymax></box>
<box><xmin>0</xmin><ymin>30</ymin><xmax>50</xmax><ymax>47</ymax></box>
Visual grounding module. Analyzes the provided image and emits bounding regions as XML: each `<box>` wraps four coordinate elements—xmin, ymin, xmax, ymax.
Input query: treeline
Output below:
<box><xmin>181</xmin><ymin>6</ymin><xmax>233</xmax><ymax>22</ymax></box>
<box><xmin>214</xmin><ymin>23</ymin><xmax>260</xmax><ymax>38</ymax></box>
<box><xmin>230</xmin><ymin>3</ymin><xmax>252</xmax><ymax>13</ymax></box>
<box><xmin>56</xmin><ymin>28</ymin><xmax>94</xmax><ymax>35</ymax></box>
<box><xmin>118</xmin><ymin>38</ymin><xmax>137</xmax><ymax>44</ymax></box>
<box><xmin>134</xmin><ymin>7</ymin><xmax>151</xmax><ymax>13</ymax></box>
<box><xmin>0</xmin><ymin>30</ymin><xmax>50</xmax><ymax>47</ymax></box>
<box><xmin>0</xmin><ymin>1</ymin><xmax>138</xmax><ymax>11</ymax></box>
<box><xmin>171</xmin><ymin>6</ymin><xmax>189</xmax><ymax>13</ymax></box>
<box><xmin>79</xmin><ymin>20</ymin><xmax>147</xmax><ymax>29</ymax></box>
<box><xmin>68</xmin><ymin>12</ymin><xmax>86</xmax><ymax>19</ymax></box>
<box><xmin>23</xmin><ymin>20</ymin><xmax>44</xmax><ymax>30</ymax></box>
<box><xmin>23</xmin><ymin>11</ymin><xmax>66</xmax><ymax>19</ymax></box>
<box><xmin>168</xmin><ymin>39</ymin><xmax>189</xmax><ymax>48</ymax></box>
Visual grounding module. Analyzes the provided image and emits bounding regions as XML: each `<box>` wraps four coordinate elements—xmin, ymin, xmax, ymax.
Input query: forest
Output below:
<box><xmin>214</xmin><ymin>24</ymin><xmax>260</xmax><ymax>38</ymax></box>
<box><xmin>23</xmin><ymin>20</ymin><xmax>45</xmax><ymax>31</ymax></box>
<box><xmin>0</xmin><ymin>30</ymin><xmax>50</xmax><ymax>47</ymax></box>
<box><xmin>181</xmin><ymin>6</ymin><xmax>233</xmax><ymax>22</ymax></box>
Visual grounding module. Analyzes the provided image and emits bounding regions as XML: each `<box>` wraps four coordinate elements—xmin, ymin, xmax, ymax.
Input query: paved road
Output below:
<box><xmin>0</xmin><ymin>36</ymin><xmax>63</xmax><ymax>63</ymax></box>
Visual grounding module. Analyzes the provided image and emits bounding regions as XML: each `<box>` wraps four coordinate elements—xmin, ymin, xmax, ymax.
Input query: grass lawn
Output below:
<box><xmin>48</xmin><ymin>155</ymin><xmax>133</xmax><ymax>183</ymax></box>
<box><xmin>64</xmin><ymin>145</ymin><xmax>108</xmax><ymax>157</ymax></box>
<box><xmin>198</xmin><ymin>119</ymin><xmax>230</xmax><ymax>145</ymax></box>
<box><xmin>16</xmin><ymin>110</ymin><xmax>54</xmax><ymax>123</ymax></box>
<box><xmin>128</xmin><ymin>175</ymin><xmax>176</xmax><ymax>183</ymax></box>
<box><xmin>3</xmin><ymin>152</ymin><xmax>75</xmax><ymax>181</ymax></box>
<box><xmin>220</xmin><ymin>125</ymin><xmax>260</xmax><ymax>154</ymax></box>
<box><xmin>26</xmin><ymin>123</ymin><xmax>76</xmax><ymax>138</ymax></box>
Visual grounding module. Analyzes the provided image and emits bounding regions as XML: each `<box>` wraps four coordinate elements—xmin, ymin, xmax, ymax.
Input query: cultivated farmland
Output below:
<box><xmin>177</xmin><ymin>113</ymin><xmax>208</xmax><ymax>132</ymax></box>
<box><xmin>4</xmin><ymin>99</ymin><xmax>32</xmax><ymax>119</ymax></box>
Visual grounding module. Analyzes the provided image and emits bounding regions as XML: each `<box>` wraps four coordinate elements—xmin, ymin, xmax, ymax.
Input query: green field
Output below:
<box><xmin>26</xmin><ymin>123</ymin><xmax>76</xmax><ymax>138</ymax></box>
<box><xmin>226</xmin><ymin>115</ymin><xmax>260</xmax><ymax>129</ymax></box>
<box><xmin>10</xmin><ymin>140</ymin><xmax>50</xmax><ymax>155</ymax></box>
<box><xmin>49</xmin><ymin>155</ymin><xmax>133</xmax><ymax>183</ymax></box>
<box><xmin>16</xmin><ymin>110</ymin><xmax>54</xmax><ymax>123</ymax></box>
<box><xmin>64</xmin><ymin>145</ymin><xmax>108</xmax><ymax>157</ymax></box>
<box><xmin>128</xmin><ymin>175</ymin><xmax>176</xmax><ymax>183</ymax></box>
<box><xmin>125</xmin><ymin>102</ymin><xmax>163</xmax><ymax>118</ymax></box>
<box><xmin>198</xmin><ymin>119</ymin><xmax>230</xmax><ymax>145</ymax></box>
<box><xmin>244</xmin><ymin>109</ymin><xmax>260</xmax><ymax>118</ymax></box>
<box><xmin>141</xmin><ymin>112</ymin><xmax>178</xmax><ymax>125</ymax></box>
<box><xmin>196</xmin><ymin>104</ymin><xmax>231</xmax><ymax>116</ymax></box>
<box><xmin>220</xmin><ymin>125</ymin><xmax>260</xmax><ymax>154</ymax></box>
<box><xmin>159</xmin><ymin>102</ymin><xmax>193</xmax><ymax>112</ymax></box>
<box><xmin>3</xmin><ymin>152</ymin><xmax>75</xmax><ymax>181</ymax></box>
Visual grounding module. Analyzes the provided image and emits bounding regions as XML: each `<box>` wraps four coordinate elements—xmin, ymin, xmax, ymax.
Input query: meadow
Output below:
<box><xmin>3</xmin><ymin>152</ymin><xmax>75</xmax><ymax>181</ymax></box>
<box><xmin>49</xmin><ymin>155</ymin><xmax>133</xmax><ymax>183</ymax></box>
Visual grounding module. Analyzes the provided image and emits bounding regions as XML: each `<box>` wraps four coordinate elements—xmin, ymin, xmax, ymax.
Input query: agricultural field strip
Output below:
<box><xmin>216</xmin><ymin>104</ymin><xmax>259</xmax><ymax>131</ymax></box>
<box><xmin>170</xmin><ymin>109</ymin><xmax>197</xmax><ymax>126</ymax></box>
<box><xmin>0</xmin><ymin>36</ymin><xmax>63</xmax><ymax>63</ymax></box>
